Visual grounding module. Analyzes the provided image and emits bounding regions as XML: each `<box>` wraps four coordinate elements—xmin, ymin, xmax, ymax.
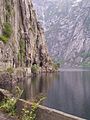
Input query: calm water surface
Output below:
<box><xmin>1</xmin><ymin>69</ymin><xmax>90</xmax><ymax>119</ymax></box>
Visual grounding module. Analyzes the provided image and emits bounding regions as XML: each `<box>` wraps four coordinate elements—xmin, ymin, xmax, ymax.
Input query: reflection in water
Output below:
<box><xmin>42</xmin><ymin>72</ymin><xmax>90</xmax><ymax>119</ymax></box>
<box><xmin>21</xmin><ymin>73</ymin><xmax>58</xmax><ymax>101</ymax></box>
<box><xmin>0</xmin><ymin>70</ymin><xmax>90</xmax><ymax>119</ymax></box>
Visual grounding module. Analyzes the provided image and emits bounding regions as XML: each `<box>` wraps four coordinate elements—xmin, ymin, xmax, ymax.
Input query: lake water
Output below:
<box><xmin>1</xmin><ymin>69</ymin><xmax>90</xmax><ymax>119</ymax></box>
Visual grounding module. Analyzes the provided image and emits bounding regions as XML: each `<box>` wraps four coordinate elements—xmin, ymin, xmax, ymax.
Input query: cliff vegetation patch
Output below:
<box><xmin>0</xmin><ymin>22</ymin><xmax>13</xmax><ymax>44</ymax></box>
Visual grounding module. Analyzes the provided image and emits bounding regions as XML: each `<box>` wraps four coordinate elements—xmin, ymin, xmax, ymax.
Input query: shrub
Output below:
<box><xmin>53</xmin><ymin>62</ymin><xmax>60</xmax><ymax>70</ymax></box>
<box><xmin>0</xmin><ymin>98</ymin><xmax>16</xmax><ymax>116</ymax></box>
<box><xmin>0</xmin><ymin>22</ymin><xmax>13</xmax><ymax>44</ymax></box>
<box><xmin>6</xmin><ymin>67</ymin><xmax>14</xmax><ymax>74</ymax></box>
<box><xmin>80</xmin><ymin>61</ymin><xmax>90</xmax><ymax>67</ymax></box>
<box><xmin>21</xmin><ymin>97</ymin><xmax>46</xmax><ymax>120</ymax></box>
<box><xmin>14</xmin><ymin>86</ymin><xmax>23</xmax><ymax>98</ymax></box>
<box><xmin>81</xmin><ymin>52</ymin><xmax>90</xmax><ymax>58</ymax></box>
<box><xmin>0</xmin><ymin>35</ymin><xmax>8</xmax><ymax>44</ymax></box>
<box><xmin>3</xmin><ymin>22</ymin><xmax>12</xmax><ymax>38</ymax></box>
<box><xmin>0</xmin><ymin>86</ymin><xmax>23</xmax><ymax>116</ymax></box>
<box><xmin>31</xmin><ymin>64</ymin><xmax>40</xmax><ymax>74</ymax></box>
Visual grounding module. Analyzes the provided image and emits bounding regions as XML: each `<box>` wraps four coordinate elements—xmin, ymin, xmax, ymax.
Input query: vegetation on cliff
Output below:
<box><xmin>0</xmin><ymin>22</ymin><xmax>12</xmax><ymax>44</ymax></box>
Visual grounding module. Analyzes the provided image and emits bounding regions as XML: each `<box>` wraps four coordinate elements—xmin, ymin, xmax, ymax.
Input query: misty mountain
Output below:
<box><xmin>33</xmin><ymin>0</ymin><xmax>90</xmax><ymax>67</ymax></box>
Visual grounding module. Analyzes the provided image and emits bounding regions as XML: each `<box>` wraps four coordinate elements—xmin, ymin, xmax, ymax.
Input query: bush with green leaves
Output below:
<box><xmin>0</xmin><ymin>22</ymin><xmax>13</xmax><ymax>44</ymax></box>
<box><xmin>53</xmin><ymin>62</ymin><xmax>60</xmax><ymax>70</ymax></box>
<box><xmin>14</xmin><ymin>86</ymin><xmax>23</xmax><ymax>98</ymax></box>
<box><xmin>6</xmin><ymin>67</ymin><xmax>14</xmax><ymax>74</ymax></box>
<box><xmin>80</xmin><ymin>61</ymin><xmax>90</xmax><ymax>67</ymax></box>
<box><xmin>22</xmin><ymin>104</ymin><xmax>37</xmax><ymax>120</ymax></box>
<box><xmin>0</xmin><ymin>98</ymin><xmax>16</xmax><ymax>116</ymax></box>
<box><xmin>3</xmin><ymin>22</ymin><xmax>12</xmax><ymax>38</ymax></box>
<box><xmin>21</xmin><ymin>97</ymin><xmax>46</xmax><ymax>120</ymax></box>
<box><xmin>0</xmin><ymin>36</ymin><xmax>8</xmax><ymax>44</ymax></box>
<box><xmin>0</xmin><ymin>86</ymin><xmax>23</xmax><ymax>116</ymax></box>
<box><xmin>31</xmin><ymin>64</ymin><xmax>40</xmax><ymax>74</ymax></box>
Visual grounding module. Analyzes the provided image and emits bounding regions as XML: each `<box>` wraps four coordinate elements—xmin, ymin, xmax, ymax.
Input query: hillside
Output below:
<box><xmin>33</xmin><ymin>0</ymin><xmax>90</xmax><ymax>66</ymax></box>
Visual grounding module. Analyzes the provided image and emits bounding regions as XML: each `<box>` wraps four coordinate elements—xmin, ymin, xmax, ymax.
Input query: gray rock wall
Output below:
<box><xmin>0</xmin><ymin>0</ymin><xmax>52</xmax><ymax>71</ymax></box>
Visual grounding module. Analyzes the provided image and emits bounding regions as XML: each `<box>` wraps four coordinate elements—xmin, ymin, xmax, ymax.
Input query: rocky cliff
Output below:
<box><xmin>0</xmin><ymin>0</ymin><xmax>53</xmax><ymax>72</ymax></box>
<box><xmin>33</xmin><ymin>0</ymin><xmax>90</xmax><ymax>67</ymax></box>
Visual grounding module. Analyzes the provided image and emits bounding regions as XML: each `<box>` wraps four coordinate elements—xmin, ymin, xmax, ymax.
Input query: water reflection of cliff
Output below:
<box><xmin>21</xmin><ymin>73</ymin><xmax>59</xmax><ymax>101</ymax></box>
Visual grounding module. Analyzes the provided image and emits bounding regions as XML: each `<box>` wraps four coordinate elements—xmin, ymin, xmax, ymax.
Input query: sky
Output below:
<box><xmin>76</xmin><ymin>0</ymin><xmax>82</xmax><ymax>2</ymax></box>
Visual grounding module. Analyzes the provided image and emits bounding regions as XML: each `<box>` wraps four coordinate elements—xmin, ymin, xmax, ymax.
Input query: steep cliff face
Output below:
<box><xmin>62</xmin><ymin>0</ymin><xmax>90</xmax><ymax>66</ymax></box>
<box><xmin>34</xmin><ymin>0</ymin><xmax>90</xmax><ymax>66</ymax></box>
<box><xmin>0</xmin><ymin>0</ymin><xmax>53</xmax><ymax>71</ymax></box>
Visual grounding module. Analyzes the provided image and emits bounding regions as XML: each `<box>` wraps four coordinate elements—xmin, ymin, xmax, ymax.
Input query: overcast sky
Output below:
<box><xmin>76</xmin><ymin>0</ymin><xmax>82</xmax><ymax>2</ymax></box>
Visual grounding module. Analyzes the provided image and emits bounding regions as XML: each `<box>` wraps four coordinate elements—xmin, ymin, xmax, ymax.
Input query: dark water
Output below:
<box><xmin>1</xmin><ymin>69</ymin><xmax>90</xmax><ymax>119</ymax></box>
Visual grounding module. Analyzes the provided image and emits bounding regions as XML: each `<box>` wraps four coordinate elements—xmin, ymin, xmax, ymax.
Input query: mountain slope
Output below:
<box><xmin>33</xmin><ymin>0</ymin><xmax>90</xmax><ymax>66</ymax></box>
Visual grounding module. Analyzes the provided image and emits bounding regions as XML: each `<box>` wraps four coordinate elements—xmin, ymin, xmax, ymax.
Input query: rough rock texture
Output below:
<box><xmin>33</xmin><ymin>0</ymin><xmax>90</xmax><ymax>66</ymax></box>
<box><xmin>0</xmin><ymin>0</ymin><xmax>52</xmax><ymax>71</ymax></box>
